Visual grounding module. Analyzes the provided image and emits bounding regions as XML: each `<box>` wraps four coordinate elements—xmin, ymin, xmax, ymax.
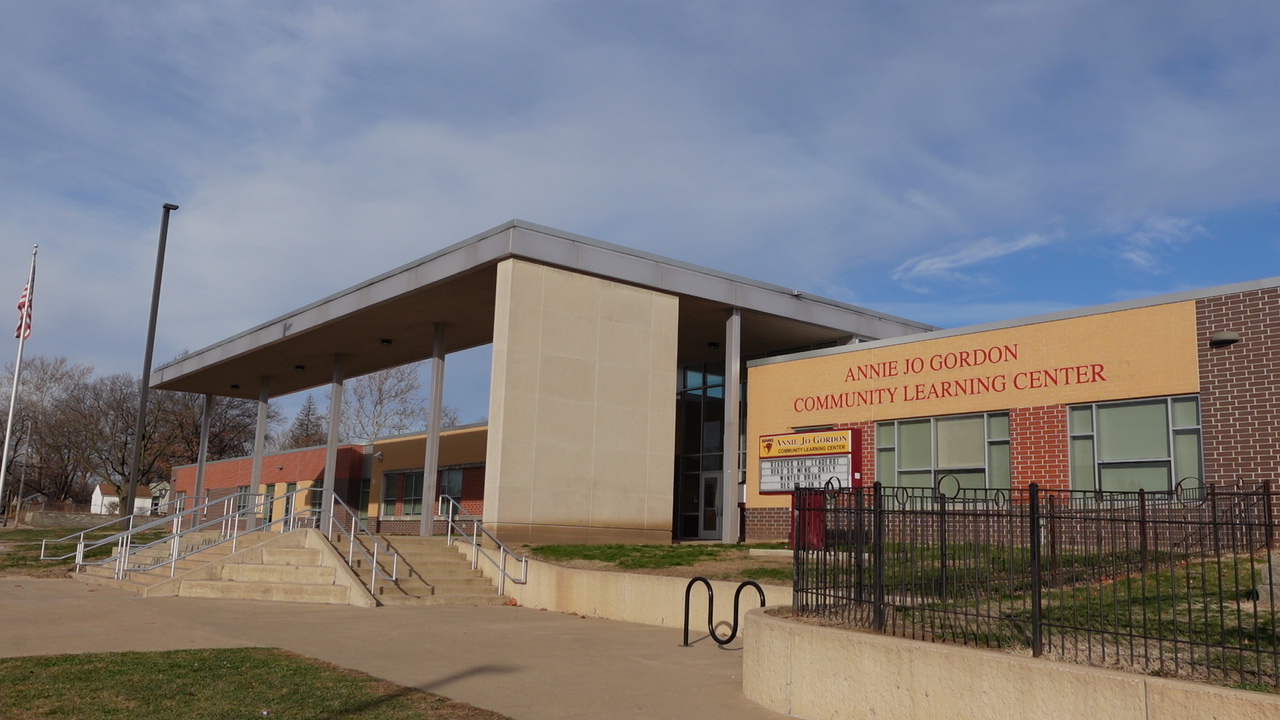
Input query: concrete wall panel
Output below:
<box><xmin>485</xmin><ymin>259</ymin><xmax>678</xmax><ymax>543</ymax></box>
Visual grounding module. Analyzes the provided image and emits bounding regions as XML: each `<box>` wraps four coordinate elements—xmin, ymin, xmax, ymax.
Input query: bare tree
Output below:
<box><xmin>342</xmin><ymin>362</ymin><xmax>459</xmax><ymax>442</ymax></box>
<box><xmin>1</xmin><ymin>356</ymin><xmax>95</xmax><ymax>502</ymax></box>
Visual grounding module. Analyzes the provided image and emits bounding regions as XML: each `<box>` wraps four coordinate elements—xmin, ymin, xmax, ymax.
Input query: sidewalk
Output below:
<box><xmin>0</xmin><ymin>578</ymin><xmax>789</xmax><ymax>720</ymax></box>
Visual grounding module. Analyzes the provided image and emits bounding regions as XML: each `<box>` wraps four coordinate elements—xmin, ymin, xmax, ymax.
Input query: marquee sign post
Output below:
<box><xmin>759</xmin><ymin>429</ymin><xmax>862</xmax><ymax>493</ymax></box>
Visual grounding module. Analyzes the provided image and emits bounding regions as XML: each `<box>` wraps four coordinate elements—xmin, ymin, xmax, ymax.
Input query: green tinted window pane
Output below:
<box><xmin>1071</xmin><ymin>438</ymin><xmax>1096</xmax><ymax>491</ymax></box>
<box><xmin>1099</xmin><ymin>462</ymin><xmax>1171</xmax><ymax>492</ymax></box>
<box><xmin>1069</xmin><ymin>406</ymin><xmax>1093</xmax><ymax>435</ymax></box>
<box><xmin>986</xmin><ymin>413</ymin><xmax>1009</xmax><ymax>441</ymax></box>
<box><xmin>1174</xmin><ymin>430</ymin><xmax>1202</xmax><ymax>485</ymax></box>
<box><xmin>987</xmin><ymin>442</ymin><xmax>1010</xmax><ymax>489</ymax></box>
<box><xmin>1171</xmin><ymin>396</ymin><xmax>1200</xmax><ymax>428</ymax></box>
<box><xmin>898</xmin><ymin>420</ymin><xmax>933</xmax><ymax>469</ymax></box>
<box><xmin>941</xmin><ymin>470</ymin><xmax>987</xmax><ymax>491</ymax></box>
<box><xmin>876</xmin><ymin>423</ymin><xmax>895</xmax><ymax>448</ymax></box>
<box><xmin>706</xmin><ymin>385</ymin><xmax>724</xmax><ymax>399</ymax></box>
<box><xmin>686</xmin><ymin>368</ymin><xmax>703</xmax><ymax>389</ymax></box>
<box><xmin>899</xmin><ymin>470</ymin><xmax>932</xmax><ymax>488</ymax></box>
<box><xmin>936</xmin><ymin>416</ymin><xmax>986</xmax><ymax>467</ymax></box>
<box><xmin>1097</xmin><ymin>401</ymin><xmax>1169</xmax><ymax>461</ymax></box>
<box><xmin>876</xmin><ymin>449</ymin><xmax>896</xmax><ymax>486</ymax></box>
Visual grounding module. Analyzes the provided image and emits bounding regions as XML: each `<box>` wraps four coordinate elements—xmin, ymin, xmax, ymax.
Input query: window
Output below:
<box><xmin>1069</xmin><ymin>396</ymin><xmax>1201</xmax><ymax>493</ymax></box>
<box><xmin>261</xmin><ymin>484</ymin><xmax>275</xmax><ymax>522</ymax></box>
<box><xmin>234</xmin><ymin>486</ymin><xmax>252</xmax><ymax>512</ymax></box>
<box><xmin>441</xmin><ymin>468</ymin><xmax>464</xmax><ymax>502</ymax></box>
<box><xmin>381</xmin><ymin>471</ymin><xmax>424</xmax><ymax>517</ymax></box>
<box><xmin>876</xmin><ymin>412</ymin><xmax>1010</xmax><ymax>490</ymax></box>
<box><xmin>358</xmin><ymin>479</ymin><xmax>370</xmax><ymax>519</ymax></box>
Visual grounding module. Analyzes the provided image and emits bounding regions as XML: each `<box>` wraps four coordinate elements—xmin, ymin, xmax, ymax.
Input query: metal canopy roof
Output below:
<box><xmin>153</xmin><ymin>220</ymin><xmax>935</xmax><ymax>399</ymax></box>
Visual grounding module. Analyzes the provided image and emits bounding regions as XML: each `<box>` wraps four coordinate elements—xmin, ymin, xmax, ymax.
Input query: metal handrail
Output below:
<box><xmin>438</xmin><ymin>495</ymin><xmax>527</xmax><ymax>595</ymax></box>
<box><xmin>77</xmin><ymin>490</ymin><xmax>299</xmax><ymax>579</ymax></box>
<box><xmin>76</xmin><ymin>488</ymin><xmax>399</xmax><ymax>594</ymax></box>
<box><xmin>40</xmin><ymin>494</ymin><xmax>221</xmax><ymax>562</ymax></box>
<box><xmin>324</xmin><ymin>491</ymin><xmax>400</xmax><ymax>590</ymax></box>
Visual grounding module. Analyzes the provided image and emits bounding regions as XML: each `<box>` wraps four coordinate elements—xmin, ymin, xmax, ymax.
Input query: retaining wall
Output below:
<box><xmin>744</xmin><ymin>608</ymin><xmax>1280</xmax><ymax>720</ymax></box>
<box><xmin>459</xmin><ymin>544</ymin><xmax>791</xmax><ymax>630</ymax></box>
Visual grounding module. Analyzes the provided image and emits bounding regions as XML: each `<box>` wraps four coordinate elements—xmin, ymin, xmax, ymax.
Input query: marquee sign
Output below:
<box><xmin>759</xmin><ymin>429</ymin><xmax>861</xmax><ymax>493</ymax></box>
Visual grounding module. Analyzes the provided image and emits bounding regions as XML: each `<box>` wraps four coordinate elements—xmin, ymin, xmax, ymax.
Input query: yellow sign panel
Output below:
<box><xmin>759</xmin><ymin>429</ymin><xmax>853</xmax><ymax>459</ymax></box>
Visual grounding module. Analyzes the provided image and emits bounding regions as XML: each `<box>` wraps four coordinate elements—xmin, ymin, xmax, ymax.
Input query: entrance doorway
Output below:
<box><xmin>678</xmin><ymin>471</ymin><xmax>721</xmax><ymax>540</ymax></box>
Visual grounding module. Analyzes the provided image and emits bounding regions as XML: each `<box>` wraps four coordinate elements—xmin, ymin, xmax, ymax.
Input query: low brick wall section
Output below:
<box><xmin>744</xmin><ymin>609</ymin><xmax>1280</xmax><ymax>720</ymax></box>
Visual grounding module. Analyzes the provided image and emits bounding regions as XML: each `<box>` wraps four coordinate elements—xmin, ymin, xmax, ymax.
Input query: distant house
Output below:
<box><xmin>90</xmin><ymin>482</ymin><xmax>153</xmax><ymax>515</ymax></box>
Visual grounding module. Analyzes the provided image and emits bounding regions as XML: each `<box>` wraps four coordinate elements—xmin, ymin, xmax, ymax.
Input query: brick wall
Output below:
<box><xmin>745</xmin><ymin>507</ymin><xmax>791</xmax><ymax>542</ymax></box>
<box><xmin>1010</xmin><ymin>405</ymin><xmax>1070</xmax><ymax>489</ymax></box>
<box><xmin>1197</xmin><ymin>287</ymin><xmax>1280</xmax><ymax>488</ymax></box>
<box><xmin>172</xmin><ymin>446</ymin><xmax>364</xmax><ymax>494</ymax></box>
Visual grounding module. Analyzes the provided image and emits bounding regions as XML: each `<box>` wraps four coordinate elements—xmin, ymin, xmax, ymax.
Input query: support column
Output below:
<box><xmin>420</xmin><ymin>324</ymin><xmax>446</xmax><ymax>536</ymax></box>
<box><xmin>322</xmin><ymin>356</ymin><xmax>345</xmax><ymax>534</ymax></box>
<box><xmin>722</xmin><ymin>309</ymin><xmax>742</xmax><ymax>544</ymax></box>
<box><xmin>194</xmin><ymin>393</ymin><xmax>212</xmax><ymax>509</ymax></box>
<box><xmin>249</xmin><ymin>378</ymin><xmax>269</xmax><ymax>530</ymax></box>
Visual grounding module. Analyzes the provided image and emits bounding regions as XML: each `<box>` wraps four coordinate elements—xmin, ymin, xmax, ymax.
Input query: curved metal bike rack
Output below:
<box><xmin>682</xmin><ymin>576</ymin><xmax>767</xmax><ymax>647</ymax></box>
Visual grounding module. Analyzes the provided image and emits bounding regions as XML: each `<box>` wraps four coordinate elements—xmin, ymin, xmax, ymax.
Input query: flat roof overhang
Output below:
<box><xmin>153</xmin><ymin>220</ymin><xmax>936</xmax><ymax>399</ymax></box>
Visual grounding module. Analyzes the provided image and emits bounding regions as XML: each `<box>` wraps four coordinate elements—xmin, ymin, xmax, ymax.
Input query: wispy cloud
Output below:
<box><xmin>1120</xmin><ymin>216</ymin><xmax>1206</xmax><ymax>273</ymax></box>
<box><xmin>892</xmin><ymin>233</ymin><xmax>1058</xmax><ymax>289</ymax></box>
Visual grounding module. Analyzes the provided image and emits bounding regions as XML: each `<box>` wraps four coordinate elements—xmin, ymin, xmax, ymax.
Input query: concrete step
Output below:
<box><xmin>259</xmin><ymin>547</ymin><xmax>322</xmax><ymax>566</ymax></box>
<box><xmin>179</xmin><ymin>580</ymin><xmax>350</xmax><ymax>604</ymax></box>
<box><xmin>222</xmin><ymin>563</ymin><xmax>335</xmax><ymax>584</ymax></box>
<box><xmin>377</xmin><ymin>592</ymin><xmax>510</xmax><ymax>606</ymax></box>
<box><xmin>430</xmin><ymin>578</ymin><xmax>501</xmax><ymax>593</ymax></box>
<box><xmin>71</xmin><ymin>573</ymin><xmax>152</xmax><ymax>594</ymax></box>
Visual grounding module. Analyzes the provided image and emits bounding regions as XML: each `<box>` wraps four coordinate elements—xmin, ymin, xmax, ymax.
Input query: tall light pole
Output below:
<box><xmin>122</xmin><ymin>203</ymin><xmax>178</xmax><ymax>517</ymax></box>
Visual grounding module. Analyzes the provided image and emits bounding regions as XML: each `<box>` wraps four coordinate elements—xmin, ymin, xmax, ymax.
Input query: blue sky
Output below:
<box><xmin>2</xmin><ymin>2</ymin><xmax>1279</xmax><ymax>423</ymax></box>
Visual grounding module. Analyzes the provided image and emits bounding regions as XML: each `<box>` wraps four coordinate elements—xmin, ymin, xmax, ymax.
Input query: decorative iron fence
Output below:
<box><xmin>793</xmin><ymin>481</ymin><xmax>1279</xmax><ymax>691</ymax></box>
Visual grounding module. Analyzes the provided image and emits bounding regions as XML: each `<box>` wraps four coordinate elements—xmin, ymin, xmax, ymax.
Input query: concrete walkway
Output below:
<box><xmin>0</xmin><ymin>578</ymin><xmax>789</xmax><ymax>720</ymax></box>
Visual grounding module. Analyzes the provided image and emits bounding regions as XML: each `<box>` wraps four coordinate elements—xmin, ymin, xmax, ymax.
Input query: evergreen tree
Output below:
<box><xmin>283</xmin><ymin>395</ymin><xmax>329</xmax><ymax>449</ymax></box>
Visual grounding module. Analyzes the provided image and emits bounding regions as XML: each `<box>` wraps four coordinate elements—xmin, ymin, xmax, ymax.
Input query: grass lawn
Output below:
<box><xmin>0</xmin><ymin>647</ymin><xmax>510</xmax><ymax>720</ymax></box>
<box><xmin>524</xmin><ymin>542</ymin><xmax>793</xmax><ymax>584</ymax></box>
<box><xmin>0</xmin><ymin>527</ymin><xmax>165</xmax><ymax>577</ymax></box>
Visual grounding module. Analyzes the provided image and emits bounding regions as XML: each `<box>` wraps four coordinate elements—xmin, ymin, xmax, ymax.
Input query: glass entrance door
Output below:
<box><xmin>699</xmin><ymin>472</ymin><xmax>722</xmax><ymax>540</ymax></box>
<box><xmin>677</xmin><ymin>471</ymin><xmax>723</xmax><ymax>540</ymax></box>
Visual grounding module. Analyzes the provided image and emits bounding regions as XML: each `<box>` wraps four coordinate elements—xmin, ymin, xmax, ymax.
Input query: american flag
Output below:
<box><xmin>14</xmin><ymin>284</ymin><xmax>31</xmax><ymax>340</ymax></box>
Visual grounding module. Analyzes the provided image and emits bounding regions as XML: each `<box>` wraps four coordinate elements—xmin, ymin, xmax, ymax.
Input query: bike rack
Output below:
<box><xmin>682</xmin><ymin>576</ymin><xmax>767</xmax><ymax>647</ymax></box>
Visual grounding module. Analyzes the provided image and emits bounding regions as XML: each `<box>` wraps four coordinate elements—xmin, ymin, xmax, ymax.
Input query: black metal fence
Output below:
<box><xmin>793</xmin><ymin>481</ymin><xmax>1279</xmax><ymax>691</ymax></box>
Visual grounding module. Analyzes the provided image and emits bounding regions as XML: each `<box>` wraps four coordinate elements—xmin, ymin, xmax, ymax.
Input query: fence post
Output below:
<box><xmin>1138</xmin><ymin>488</ymin><xmax>1148</xmax><ymax>574</ymax></box>
<box><xmin>1029</xmin><ymin>482</ymin><xmax>1043</xmax><ymax>658</ymax></box>
<box><xmin>873</xmin><ymin>482</ymin><xmax>886</xmax><ymax>632</ymax></box>
<box><xmin>938</xmin><ymin>490</ymin><xmax>948</xmax><ymax>602</ymax></box>
<box><xmin>1209</xmin><ymin>484</ymin><xmax>1221</xmax><ymax>560</ymax></box>
<box><xmin>1263</xmin><ymin>479</ymin><xmax>1274</xmax><ymax>552</ymax></box>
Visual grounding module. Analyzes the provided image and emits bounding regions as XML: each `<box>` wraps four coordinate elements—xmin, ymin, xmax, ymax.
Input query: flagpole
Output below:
<box><xmin>0</xmin><ymin>245</ymin><xmax>37</xmax><ymax>525</ymax></box>
<box><xmin>123</xmin><ymin>204</ymin><xmax>178</xmax><ymax>517</ymax></box>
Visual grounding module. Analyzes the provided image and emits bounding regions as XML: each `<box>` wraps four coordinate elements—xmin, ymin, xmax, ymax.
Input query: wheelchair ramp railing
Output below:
<box><xmin>69</xmin><ymin>489</ymin><xmax>399</xmax><ymax>596</ymax></box>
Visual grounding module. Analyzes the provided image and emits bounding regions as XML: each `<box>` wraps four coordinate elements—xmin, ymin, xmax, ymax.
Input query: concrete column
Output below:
<box><xmin>419</xmin><ymin>324</ymin><xmax>446</xmax><ymax>536</ymax></box>
<box><xmin>722</xmin><ymin>309</ymin><xmax>742</xmax><ymax>544</ymax></box>
<box><xmin>193</xmin><ymin>393</ymin><xmax>212</xmax><ymax>509</ymax></box>
<box><xmin>321</xmin><ymin>356</ymin><xmax>344</xmax><ymax>534</ymax></box>
<box><xmin>249</xmin><ymin>377</ymin><xmax>270</xmax><ymax>530</ymax></box>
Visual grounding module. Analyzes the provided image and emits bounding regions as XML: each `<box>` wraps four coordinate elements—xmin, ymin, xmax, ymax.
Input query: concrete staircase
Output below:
<box><xmin>74</xmin><ymin>531</ymin><xmax>243</xmax><ymax>594</ymax></box>
<box><xmin>75</xmin><ymin>530</ymin><xmax>375</xmax><ymax>607</ymax></box>
<box><xmin>336</xmin><ymin>535</ymin><xmax>507</xmax><ymax>606</ymax></box>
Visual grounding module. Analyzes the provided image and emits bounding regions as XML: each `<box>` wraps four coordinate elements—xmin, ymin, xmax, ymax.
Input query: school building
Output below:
<box><xmin>742</xmin><ymin>276</ymin><xmax>1280</xmax><ymax>540</ymax></box>
<box><xmin>157</xmin><ymin>219</ymin><xmax>1279</xmax><ymax>545</ymax></box>
<box><xmin>154</xmin><ymin>220</ymin><xmax>932</xmax><ymax>544</ymax></box>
